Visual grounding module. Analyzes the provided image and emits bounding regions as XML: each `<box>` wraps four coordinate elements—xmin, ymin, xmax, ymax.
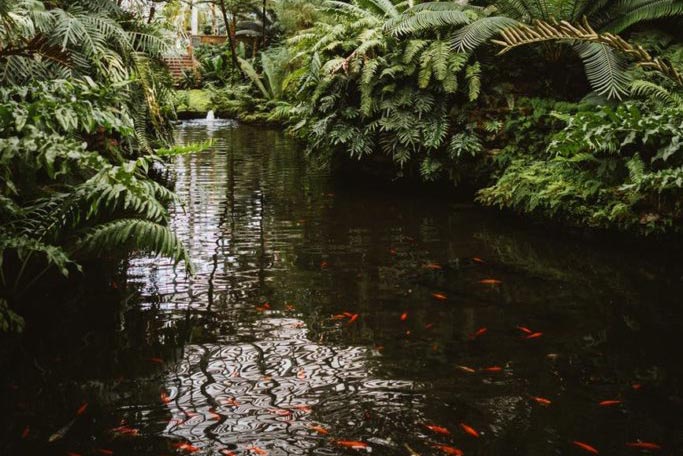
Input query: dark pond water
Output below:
<box><xmin>3</xmin><ymin>120</ymin><xmax>683</xmax><ymax>456</ymax></box>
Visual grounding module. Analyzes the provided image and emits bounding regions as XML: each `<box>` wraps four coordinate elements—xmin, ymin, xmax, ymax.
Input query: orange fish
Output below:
<box><xmin>425</xmin><ymin>323</ymin><xmax>434</xmax><ymax>329</ymax></box>
<box><xmin>625</xmin><ymin>442</ymin><xmax>661</xmax><ymax>450</ymax></box>
<box><xmin>531</xmin><ymin>396</ymin><xmax>551</xmax><ymax>406</ymax></box>
<box><xmin>285</xmin><ymin>304</ymin><xmax>295</xmax><ymax>311</ymax></box>
<box><xmin>572</xmin><ymin>441</ymin><xmax>599</xmax><ymax>454</ymax></box>
<box><xmin>516</xmin><ymin>325</ymin><xmax>533</xmax><ymax>334</ymax></box>
<box><xmin>148</xmin><ymin>357</ymin><xmax>164</xmax><ymax>364</ymax></box>
<box><xmin>459</xmin><ymin>423</ymin><xmax>479</xmax><ymax>438</ymax></box>
<box><xmin>472</xmin><ymin>257</ymin><xmax>485</xmax><ymax>264</ymax></box>
<box><xmin>297</xmin><ymin>369</ymin><xmax>306</xmax><ymax>379</ymax></box>
<box><xmin>400</xmin><ymin>312</ymin><xmax>408</xmax><ymax>321</ymax></box>
<box><xmin>479</xmin><ymin>279</ymin><xmax>502</xmax><ymax>285</ymax></box>
<box><xmin>173</xmin><ymin>442</ymin><xmax>200</xmax><ymax>453</ymax></box>
<box><xmin>432</xmin><ymin>292</ymin><xmax>448</xmax><ymax>301</ymax></box>
<box><xmin>67</xmin><ymin>452</ymin><xmax>82</xmax><ymax>456</ymax></box>
<box><xmin>111</xmin><ymin>425</ymin><xmax>139</xmax><ymax>436</ymax></box>
<box><xmin>293</xmin><ymin>404</ymin><xmax>312</xmax><ymax>413</ymax></box>
<box><xmin>456</xmin><ymin>365</ymin><xmax>476</xmax><ymax>374</ymax></box>
<box><xmin>209</xmin><ymin>411</ymin><xmax>222</xmax><ymax>421</ymax></box>
<box><xmin>247</xmin><ymin>446</ymin><xmax>268</xmax><ymax>455</ymax></box>
<box><xmin>598</xmin><ymin>400</ymin><xmax>622</xmax><ymax>407</ymax></box>
<box><xmin>424</xmin><ymin>424</ymin><xmax>451</xmax><ymax>435</ymax></box>
<box><xmin>481</xmin><ymin>366</ymin><xmax>503</xmax><ymax>373</ymax></box>
<box><xmin>334</xmin><ymin>440</ymin><xmax>369</xmax><ymax>450</ymax></box>
<box><xmin>310</xmin><ymin>425</ymin><xmax>329</xmax><ymax>435</ymax></box>
<box><xmin>76</xmin><ymin>402</ymin><xmax>88</xmax><ymax>416</ymax></box>
<box><xmin>331</xmin><ymin>314</ymin><xmax>348</xmax><ymax>320</ymax></box>
<box><xmin>471</xmin><ymin>327</ymin><xmax>488</xmax><ymax>339</ymax></box>
<box><xmin>423</xmin><ymin>263</ymin><xmax>443</xmax><ymax>270</ymax></box>
<box><xmin>525</xmin><ymin>332</ymin><xmax>543</xmax><ymax>339</ymax></box>
<box><xmin>221</xmin><ymin>397</ymin><xmax>240</xmax><ymax>407</ymax></box>
<box><xmin>220</xmin><ymin>450</ymin><xmax>237</xmax><ymax>456</ymax></box>
<box><xmin>96</xmin><ymin>450</ymin><xmax>114</xmax><ymax>455</ymax></box>
<box><xmin>389</xmin><ymin>248</ymin><xmax>397</xmax><ymax>255</ymax></box>
<box><xmin>21</xmin><ymin>425</ymin><xmax>29</xmax><ymax>439</ymax></box>
<box><xmin>347</xmin><ymin>314</ymin><xmax>359</xmax><ymax>324</ymax></box>
<box><xmin>320</xmin><ymin>261</ymin><xmax>329</xmax><ymax>269</ymax></box>
<box><xmin>160</xmin><ymin>392</ymin><xmax>172</xmax><ymax>404</ymax></box>
<box><xmin>632</xmin><ymin>383</ymin><xmax>642</xmax><ymax>390</ymax></box>
<box><xmin>433</xmin><ymin>444</ymin><xmax>463</xmax><ymax>456</ymax></box>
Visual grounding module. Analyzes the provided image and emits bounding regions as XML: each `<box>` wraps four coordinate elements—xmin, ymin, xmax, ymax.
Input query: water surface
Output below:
<box><xmin>3</xmin><ymin>120</ymin><xmax>682</xmax><ymax>455</ymax></box>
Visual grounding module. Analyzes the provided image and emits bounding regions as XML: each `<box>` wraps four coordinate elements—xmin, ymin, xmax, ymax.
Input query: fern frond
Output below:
<box><xmin>78</xmin><ymin>219</ymin><xmax>191</xmax><ymax>271</ymax></box>
<box><xmin>451</xmin><ymin>16</ymin><xmax>520</xmax><ymax>52</ymax></box>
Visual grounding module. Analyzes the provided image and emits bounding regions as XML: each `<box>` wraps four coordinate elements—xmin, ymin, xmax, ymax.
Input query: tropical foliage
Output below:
<box><xmin>210</xmin><ymin>0</ymin><xmax>683</xmax><ymax>236</ymax></box>
<box><xmin>0</xmin><ymin>0</ymin><xmax>190</xmax><ymax>331</ymax></box>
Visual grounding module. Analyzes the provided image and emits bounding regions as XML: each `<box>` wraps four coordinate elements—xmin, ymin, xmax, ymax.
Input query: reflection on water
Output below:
<box><xmin>2</xmin><ymin>120</ymin><xmax>682</xmax><ymax>455</ymax></box>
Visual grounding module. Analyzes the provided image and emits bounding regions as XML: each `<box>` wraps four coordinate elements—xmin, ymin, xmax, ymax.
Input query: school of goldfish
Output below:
<box><xmin>25</xmin><ymin>255</ymin><xmax>667</xmax><ymax>455</ymax></box>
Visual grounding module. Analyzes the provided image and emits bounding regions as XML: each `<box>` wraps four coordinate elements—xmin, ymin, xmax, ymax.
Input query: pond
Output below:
<box><xmin>3</xmin><ymin>120</ymin><xmax>683</xmax><ymax>455</ymax></box>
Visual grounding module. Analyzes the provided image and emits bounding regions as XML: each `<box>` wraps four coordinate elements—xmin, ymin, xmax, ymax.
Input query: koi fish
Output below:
<box><xmin>247</xmin><ymin>446</ymin><xmax>268</xmax><ymax>455</ymax></box>
<box><xmin>531</xmin><ymin>396</ymin><xmax>551</xmax><ymax>406</ymax></box>
<box><xmin>572</xmin><ymin>441</ymin><xmax>599</xmax><ymax>454</ymax></box>
<box><xmin>310</xmin><ymin>425</ymin><xmax>329</xmax><ymax>435</ymax></box>
<box><xmin>423</xmin><ymin>263</ymin><xmax>443</xmax><ymax>270</ymax></box>
<box><xmin>76</xmin><ymin>402</ymin><xmax>88</xmax><ymax>416</ymax></box>
<box><xmin>433</xmin><ymin>444</ymin><xmax>464</xmax><ymax>455</ymax></box>
<box><xmin>625</xmin><ymin>442</ymin><xmax>661</xmax><ymax>450</ymax></box>
<box><xmin>111</xmin><ymin>425</ymin><xmax>139</xmax><ymax>436</ymax></box>
<box><xmin>470</xmin><ymin>327</ymin><xmax>488</xmax><ymax>339</ymax></box>
<box><xmin>459</xmin><ymin>423</ymin><xmax>480</xmax><ymax>438</ymax></box>
<box><xmin>67</xmin><ymin>452</ymin><xmax>82</xmax><ymax>456</ymax></box>
<box><xmin>632</xmin><ymin>383</ymin><xmax>642</xmax><ymax>390</ymax></box>
<box><xmin>331</xmin><ymin>314</ymin><xmax>348</xmax><ymax>320</ymax></box>
<box><xmin>424</xmin><ymin>424</ymin><xmax>451</xmax><ymax>435</ymax></box>
<box><xmin>96</xmin><ymin>449</ymin><xmax>114</xmax><ymax>455</ymax></box>
<box><xmin>209</xmin><ymin>411</ymin><xmax>222</xmax><ymax>421</ymax></box>
<box><xmin>334</xmin><ymin>440</ymin><xmax>369</xmax><ymax>450</ymax></box>
<box><xmin>320</xmin><ymin>261</ymin><xmax>329</xmax><ymax>269</ymax></box>
<box><xmin>481</xmin><ymin>366</ymin><xmax>503</xmax><ymax>373</ymax></box>
<box><xmin>432</xmin><ymin>292</ymin><xmax>448</xmax><ymax>301</ymax></box>
<box><xmin>479</xmin><ymin>279</ymin><xmax>502</xmax><ymax>285</ymax></box>
<box><xmin>400</xmin><ymin>312</ymin><xmax>408</xmax><ymax>321</ymax></box>
<box><xmin>173</xmin><ymin>442</ymin><xmax>200</xmax><ymax>453</ymax></box>
<box><xmin>21</xmin><ymin>425</ymin><xmax>29</xmax><ymax>439</ymax></box>
<box><xmin>48</xmin><ymin>417</ymin><xmax>77</xmax><ymax>443</ymax></box>
<box><xmin>147</xmin><ymin>357</ymin><xmax>164</xmax><ymax>364</ymax></box>
<box><xmin>293</xmin><ymin>404</ymin><xmax>312</xmax><ymax>413</ymax></box>
<box><xmin>598</xmin><ymin>400</ymin><xmax>622</xmax><ymax>407</ymax></box>
<box><xmin>347</xmin><ymin>314</ymin><xmax>359</xmax><ymax>324</ymax></box>
<box><xmin>425</xmin><ymin>323</ymin><xmax>434</xmax><ymax>329</ymax></box>
<box><xmin>221</xmin><ymin>397</ymin><xmax>240</xmax><ymax>407</ymax></box>
<box><xmin>456</xmin><ymin>365</ymin><xmax>476</xmax><ymax>374</ymax></box>
<box><xmin>285</xmin><ymin>304</ymin><xmax>295</xmax><ymax>311</ymax></box>
<box><xmin>160</xmin><ymin>392</ymin><xmax>172</xmax><ymax>404</ymax></box>
<box><xmin>389</xmin><ymin>248</ymin><xmax>397</xmax><ymax>255</ymax></box>
<box><xmin>220</xmin><ymin>450</ymin><xmax>237</xmax><ymax>456</ymax></box>
<box><xmin>472</xmin><ymin>257</ymin><xmax>485</xmax><ymax>264</ymax></box>
<box><xmin>525</xmin><ymin>332</ymin><xmax>543</xmax><ymax>339</ymax></box>
<box><xmin>516</xmin><ymin>325</ymin><xmax>533</xmax><ymax>334</ymax></box>
<box><xmin>297</xmin><ymin>369</ymin><xmax>306</xmax><ymax>379</ymax></box>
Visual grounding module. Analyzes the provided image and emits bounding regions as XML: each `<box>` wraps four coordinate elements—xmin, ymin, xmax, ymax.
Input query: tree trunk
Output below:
<box><xmin>218</xmin><ymin>0</ymin><xmax>241</xmax><ymax>76</ymax></box>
